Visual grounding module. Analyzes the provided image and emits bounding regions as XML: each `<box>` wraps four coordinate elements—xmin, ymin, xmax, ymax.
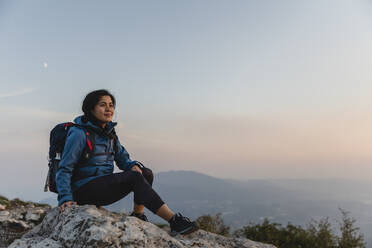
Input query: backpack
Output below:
<box><xmin>44</xmin><ymin>122</ymin><xmax>118</xmax><ymax>193</ymax></box>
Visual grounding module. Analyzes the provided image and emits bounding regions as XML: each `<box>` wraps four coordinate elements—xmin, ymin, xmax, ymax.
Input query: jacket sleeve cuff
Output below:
<box><xmin>58</xmin><ymin>195</ymin><xmax>74</xmax><ymax>206</ymax></box>
<box><xmin>134</xmin><ymin>161</ymin><xmax>145</xmax><ymax>169</ymax></box>
<box><xmin>125</xmin><ymin>161</ymin><xmax>144</xmax><ymax>171</ymax></box>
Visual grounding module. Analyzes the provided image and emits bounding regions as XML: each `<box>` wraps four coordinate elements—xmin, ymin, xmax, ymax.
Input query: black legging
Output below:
<box><xmin>72</xmin><ymin>167</ymin><xmax>164</xmax><ymax>214</ymax></box>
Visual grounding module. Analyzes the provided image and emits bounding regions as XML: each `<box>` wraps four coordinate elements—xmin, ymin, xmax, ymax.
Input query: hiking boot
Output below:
<box><xmin>169</xmin><ymin>213</ymin><xmax>199</xmax><ymax>236</ymax></box>
<box><xmin>130</xmin><ymin>211</ymin><xmax>149</xmax><ymax>222</ymax></box>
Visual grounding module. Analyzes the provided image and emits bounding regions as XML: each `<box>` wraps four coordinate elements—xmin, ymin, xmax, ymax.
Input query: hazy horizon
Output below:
<box><xmin>1</xmin><ymin>169</ymin><xmax>371</xmax><ymax>204</ymax></box>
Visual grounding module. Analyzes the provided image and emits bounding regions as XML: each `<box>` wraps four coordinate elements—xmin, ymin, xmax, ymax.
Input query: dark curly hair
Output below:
<box><xmin>82</xmin><ymin>89</ymin><xmax>116</xmax><ymax>124</ymax></box>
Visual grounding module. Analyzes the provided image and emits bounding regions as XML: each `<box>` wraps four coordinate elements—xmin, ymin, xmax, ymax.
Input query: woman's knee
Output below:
<box><xmin>142</xmin><ymin>168</ymin><xmax>154</xmax><ymax>185</ymax></box>
<box><xmin>128</xmin><ymin>170</ymin><xmax>143</xmax><ymax>179</ymax></box>
<box><xmin>125</xmin><ymin>170</ymin><xmax>146</xmax><ymax>187</ymax></box>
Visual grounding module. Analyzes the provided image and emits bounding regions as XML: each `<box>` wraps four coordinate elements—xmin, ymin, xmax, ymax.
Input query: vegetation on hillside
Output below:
<box><xmin>0</xmin><ymin>195</ymin><xmax>50</xmax><ymax>210</ymax></box>
<box><xmin>197</xmin><ymin>208</ymin><xmax>366</xmax><ymax>248</ymax></box>
<box><xmin>0</xmin><ymin>195</ymin><xmax>10</xmax><ymax>208</ymax></box>
<box><xmin>196</xmin><ymin>213</ymin><xmax>230</xmax><ymax>237</ymax></box>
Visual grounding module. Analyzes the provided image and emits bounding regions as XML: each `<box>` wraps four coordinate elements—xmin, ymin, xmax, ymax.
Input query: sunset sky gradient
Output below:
<box><xmin>1</xmin><ymin>0</ymin><xmax>372</xmax><ymax>200</ymax></box>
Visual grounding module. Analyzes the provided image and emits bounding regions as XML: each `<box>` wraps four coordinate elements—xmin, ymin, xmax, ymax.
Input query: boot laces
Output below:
<box><xmin>177</xmin><ymin>213</ymin><xmax>191</xmax><ymax>223</ymax></box>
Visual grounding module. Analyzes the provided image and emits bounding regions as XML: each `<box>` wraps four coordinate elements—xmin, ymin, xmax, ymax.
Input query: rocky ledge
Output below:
<box><xmin>0</xmin><ymin>196</ymin><xmax>51</xmax><ymax>248</ymax></box>
<box><xmin>8</xmin><ymin>205</ymin><xmax>276</xmax><ymax>248</ymax></box>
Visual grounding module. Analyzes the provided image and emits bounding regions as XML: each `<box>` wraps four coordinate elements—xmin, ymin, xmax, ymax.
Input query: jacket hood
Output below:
<box><xmin>73</xmin><ymin>115</ymin><xmax>117</xmax><ymax>135</ymax></box>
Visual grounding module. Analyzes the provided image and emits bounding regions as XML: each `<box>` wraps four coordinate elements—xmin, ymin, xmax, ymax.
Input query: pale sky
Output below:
<box><xmin>1</xmin><ymin>0</ymin><xmax>372</xmax><ymax>201</ymax></box>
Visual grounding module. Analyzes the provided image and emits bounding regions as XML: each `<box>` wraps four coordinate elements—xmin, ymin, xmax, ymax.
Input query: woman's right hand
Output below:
<box><xmin>131</xmin><ymin>165</ymin><xmax>142</xmax><ymax>174</ymax></box>
<box><xmin>59</xmin><ymin>201</ymin><xmax>77</xmax><ymax>214</ymax></box>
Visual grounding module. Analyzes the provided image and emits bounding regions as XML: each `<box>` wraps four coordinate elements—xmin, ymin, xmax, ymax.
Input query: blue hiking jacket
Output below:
<box><xmin>56</xmin><ymin>116</ymin><xmax>141</xmax><ymax>206</ymax></box>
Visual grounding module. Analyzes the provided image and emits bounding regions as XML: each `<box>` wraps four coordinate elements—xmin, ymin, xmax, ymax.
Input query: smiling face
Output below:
<box><xmin>91</xmin><ymin>95</ymin><xmax>115</xmax><ymax>126</ymax></box>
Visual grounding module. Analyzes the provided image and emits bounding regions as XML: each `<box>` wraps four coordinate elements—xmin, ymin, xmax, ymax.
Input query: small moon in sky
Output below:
<box><xmin>43</xmin><ymin>62</ymin><xmax>48</xmax><ymax>68</ymax></box>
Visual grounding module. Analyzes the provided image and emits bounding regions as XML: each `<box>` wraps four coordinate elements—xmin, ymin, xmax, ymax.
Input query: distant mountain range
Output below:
<box><xmin>40</xmin><ymin>170</ymin><xmax>372</xmax><ymax>247</ymax></box>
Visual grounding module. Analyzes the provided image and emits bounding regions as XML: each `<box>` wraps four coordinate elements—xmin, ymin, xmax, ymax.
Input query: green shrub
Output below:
<box><xmin>233</xmin><ymin>208</ymin><xmax>366</xmax><ymax>248</ymax></box>
<box><xmin>337</xmin><ymin>208</ymin><xmax>366</xmax><ymax>248</ymax></box>
<box><xmin>0</xmin><ymin>195</ymin><xmax>10</xmax><ymax>208</ymax></box>
<box><xmin>196</xmin><ymin>213</ymin><xmax>230</xmax><ymax>237</ymax></box>
<box><xmin>154</xmin><ymin>223</ymin><xmax>168</xmax><ymax>229</ymax></box>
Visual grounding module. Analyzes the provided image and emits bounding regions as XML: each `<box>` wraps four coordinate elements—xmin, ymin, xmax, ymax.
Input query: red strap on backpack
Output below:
<box><xmin>86</xmin><ymin>132</ymin><xmax>93</xmax><ymax>151</ymax></box>
<box><xmin>63</xmin><ymin>122</ymin><xmax>74</xmax><ymax>129</ymax></box>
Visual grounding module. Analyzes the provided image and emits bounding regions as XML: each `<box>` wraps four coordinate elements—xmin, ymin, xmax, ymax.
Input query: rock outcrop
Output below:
<box><xmin>9</xmin><ymin>205</ymin><xmax>276</xmax><ymax>248</ymax></box>
<box><xmin>0</xmin><ymin>196</ymin><xmax>51</xmax><ymax>248</ymax></box>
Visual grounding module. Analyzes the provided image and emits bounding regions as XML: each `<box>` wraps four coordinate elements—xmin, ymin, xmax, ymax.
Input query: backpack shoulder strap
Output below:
<box><xmin>72</xmin><ymin>124</ymin><xmax>96</xmax><ymax>159</ymax></box>
<box><xmin>111</xmin><ymin>128</ymin><xmax>119</xmax><ymax>154</ymax></box>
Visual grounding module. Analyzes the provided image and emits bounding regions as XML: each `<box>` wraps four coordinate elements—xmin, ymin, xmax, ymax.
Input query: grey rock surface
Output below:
<box><xmin>0</xmin><ymin>201</ymin><xmax>51</xmax><ymax>248</ymax></box>
<box><xmin>9</xmin><ymin>205</ymin><xmax>276</xmax><ymax>248</ymax></box>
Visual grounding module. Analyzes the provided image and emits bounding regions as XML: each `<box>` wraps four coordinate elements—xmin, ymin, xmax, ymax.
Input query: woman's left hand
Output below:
<box><xmin>131</xmin><ymin>165</ymin><xmax>142</xmax><ymax>174</ymax></box>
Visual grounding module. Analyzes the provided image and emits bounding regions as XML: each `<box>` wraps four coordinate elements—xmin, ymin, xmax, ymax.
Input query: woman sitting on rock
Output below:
<box><xmin>56</xmin><ymin>89</ymin><xmax>198</xmax><ymax>236</ymax></box>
